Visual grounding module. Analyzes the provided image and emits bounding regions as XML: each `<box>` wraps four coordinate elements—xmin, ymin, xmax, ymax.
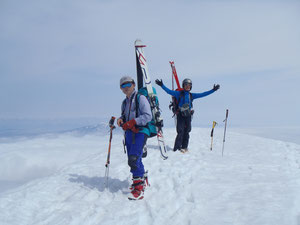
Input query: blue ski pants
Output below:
<box><xmin>125</xmin><ymin>130</ymin><xmax>146</xmax><ymax>178</ymax></box>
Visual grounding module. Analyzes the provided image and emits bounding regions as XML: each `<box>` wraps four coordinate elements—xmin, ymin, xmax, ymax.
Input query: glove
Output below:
<box><xmin>213</xmin><ymin>84</ymin><xmax>220</xmax><ymax>91</ymax></box>
<box><xmin>117</xmin><ymin>118</ymin><xmax>124</xmax><ymax>127</ymax></box>
<box><xmin>122</xmin><ymin>119</ymin><xmax>139</xmax><ymax>133</ymax></box>
<box><xmin>155</xmin><ymin>79</ymin><xmax>163</xmax><ymax>87</ymax></box>
<box><xmin>131</xmin><ymin>126</ymin><xmax>139</xmax><ymax>133</ymax></box>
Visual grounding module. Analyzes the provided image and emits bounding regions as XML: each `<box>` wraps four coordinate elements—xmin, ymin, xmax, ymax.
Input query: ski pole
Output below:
<box><xmin>104</xmin><ymin>116</ymin><xmax>116</xmax><ymax>188</ymax></box>
<box><xmin>122</xmin><ymin>138</ymin><xmax>126</xmax><ymax>154</ymax></box>
<box><xmin>210</xmin><ymin>121</ymin><xmax>217</xmax><ymax>151</ymax></box>
<box><xmin>222</xmin><ymin>109</ymin><xmax>229</xmax><ymax>156</ymax></box>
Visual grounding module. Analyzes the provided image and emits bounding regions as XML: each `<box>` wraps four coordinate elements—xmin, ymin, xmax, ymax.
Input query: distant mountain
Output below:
<box><xmin>64</xmin><ymin>123</ymin><xmax>122</xmax><ymax>136</ymax></box>
<box><xmin>0</xmin><ymin>118</ymin><xmax>118</xmax><ymax>137</ymax></box>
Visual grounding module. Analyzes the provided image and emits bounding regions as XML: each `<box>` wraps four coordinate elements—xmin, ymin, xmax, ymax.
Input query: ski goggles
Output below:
<box><xmin>121</xmin><ymin>82</ymin><xmax>133</xmax><ymax>88</ymax></box>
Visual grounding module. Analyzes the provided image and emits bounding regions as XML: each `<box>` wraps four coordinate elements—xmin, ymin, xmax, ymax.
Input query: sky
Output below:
<box><xmin>0</xmin><ymin>0</ymin><xmax>300</xmax><ymax>127</ymax></box>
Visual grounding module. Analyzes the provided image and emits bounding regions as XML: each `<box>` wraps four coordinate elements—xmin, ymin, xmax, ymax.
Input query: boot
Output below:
<box><xmin>129</xmin><ymin>171</ymin><xmax>149</xmax><ymax>190</ymax></box>
<box><xmin>128</xmin><ymin>177</ymin><xmax>145</xmax><ymax>200</ymax></box>
<box><xmin>173</xmin><ymin>146</ymin><xmax>181</xmax><ymax>152</ymax></box>
<box><xmin>180</xmin><ymin>148</ymin><xmax>188</xmax><ymax>153</ymax></box>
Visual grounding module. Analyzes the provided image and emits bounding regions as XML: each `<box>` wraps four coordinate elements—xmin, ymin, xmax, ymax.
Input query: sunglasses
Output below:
<box><xmin>121</xmin><ymin>82</ymin><xmax>133</xmax><ymax>88</ymax></box>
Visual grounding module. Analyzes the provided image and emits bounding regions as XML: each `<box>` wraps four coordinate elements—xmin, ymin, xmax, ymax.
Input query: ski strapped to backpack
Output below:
<box><xmin>169</xmin><ymin>61</ymin><xmax>181</xmax><ymax>90</ymax></box>
<box><xmin>168</xmin><ymin>61</ymin><xmax>194</xmax><ymax>118</ymax></box>
<box><xmin>169</xmin><ymin>61</ymin><xmax>182</xmax><ymax>116</ymax></box>
<box><xmin>135</xmin><ymin>39</ymin><xmax>168</xmax><ymax>160</ymax></box>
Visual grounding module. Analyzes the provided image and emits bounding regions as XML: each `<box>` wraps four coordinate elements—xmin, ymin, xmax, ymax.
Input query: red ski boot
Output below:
<box><xmin>128</xmin><ymin>177</ymin><xmax>145</xmax><ymax>200</ymax></box>
<box><xmin>129</xmin><ymin>171</ymin><xmax>150</xmax><ymax>191</ymax></box>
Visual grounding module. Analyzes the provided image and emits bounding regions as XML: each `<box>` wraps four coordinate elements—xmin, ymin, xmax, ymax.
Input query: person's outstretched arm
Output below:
<box><xmin>155</xmin><ymin>79</ymin><xmax>179</xmax><ymax>98</ymax></box>
<box><xmin>192</xmin><ymin>84</ymin><xmax>220</xmax><ymax>99</ymax></box>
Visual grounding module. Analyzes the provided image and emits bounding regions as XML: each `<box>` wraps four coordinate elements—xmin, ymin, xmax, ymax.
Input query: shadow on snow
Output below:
<box><xmin>68</xmin><ymin>174</ymin><xmax>130</xmax><ymax>193</ymax></box>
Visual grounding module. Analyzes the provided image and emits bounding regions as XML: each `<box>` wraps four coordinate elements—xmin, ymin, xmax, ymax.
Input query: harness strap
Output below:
<box><xmin>178</xmin><ymin>91</ymin><xmax>193</xmax><ymax>109</ymax></box>
<box><xmin>135</xmin><ymin>94</ymin><xmax>149</xmax><ymax>129</ymax></box>
<box><xmin>121</xmin><ymin>92</ymin><xmax>136</xmax><ymax>122</ymax></box>
<box><xmin>121</xmin><ymin>92</ymin><xmax>137</xmax><ymax>144</ymax></box>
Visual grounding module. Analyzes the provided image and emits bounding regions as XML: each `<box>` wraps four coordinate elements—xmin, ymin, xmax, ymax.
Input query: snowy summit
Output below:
<box><xmin>0</xmin><ymin>127</ymin><xmax>300</xmax><ymax>225</ymax></box>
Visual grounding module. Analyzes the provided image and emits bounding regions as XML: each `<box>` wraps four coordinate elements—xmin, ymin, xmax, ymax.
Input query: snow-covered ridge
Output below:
<box><xmin>0</xmin><ymin>123</ymin><xmax>124</xmax><ymax>143</ymax></box>
<box><xmin>63</xmin><ymin>123</ymin><xmax>118</xmax><ymax>136</ymax></box>
<box><xmin>0</xmin><ymin>127</ymin><xmax>300</xmax><ymax>225</ymax></box>
<box><xmin>0</xmin><ymin>118</ymin><xmax>113</xmax><ymax>138</ymax></box>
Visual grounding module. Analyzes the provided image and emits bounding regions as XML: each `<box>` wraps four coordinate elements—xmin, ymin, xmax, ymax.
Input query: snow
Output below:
<box><xmin>0</xmin><ymin>127</ymin><xmax>300</xmax><ymax>225</ymax></box>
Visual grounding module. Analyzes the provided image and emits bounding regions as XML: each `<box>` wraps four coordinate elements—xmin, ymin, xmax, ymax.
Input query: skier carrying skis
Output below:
<box><xmin>117</xmin><ymin>76</ymin><xmax>152</xmax><ymax>200</ymax></box>
<box><xmin>155</xmin><ymin>78</ymin><xmax>220</xmax><ymax>153</ymax></box>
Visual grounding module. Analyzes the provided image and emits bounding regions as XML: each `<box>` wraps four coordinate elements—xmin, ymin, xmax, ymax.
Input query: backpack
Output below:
<box><xmin>169</xmin><ymin>90</ymin><xmax>193</xmax><ymax>117</ymax></box>
<box><xmin>121</xmin><ymin>87</ymin><xmax>158</xmax><ymax>138</ymax></box>
<box><xmin>135</xmin><ymin>87</ymin><xmax>158</xmax><ymax>137</ymax></box>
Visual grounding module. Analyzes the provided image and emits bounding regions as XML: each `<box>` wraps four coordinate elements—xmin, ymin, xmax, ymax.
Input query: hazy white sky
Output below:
<box><xmin>0</xmin><ymin>0</ymin><xmax>299</xmax><ymax>127</ymax></box>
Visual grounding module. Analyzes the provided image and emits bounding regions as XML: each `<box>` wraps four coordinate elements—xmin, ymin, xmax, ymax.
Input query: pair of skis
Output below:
<box><xmin>169</xmin><ymin>61</ymin><xmax>181</xmax><ymax>91</ymax></box>
<box><xmin>135</xmin><ymin>39</ymin><xmax>168</xmax><ymax>160</ymax></box>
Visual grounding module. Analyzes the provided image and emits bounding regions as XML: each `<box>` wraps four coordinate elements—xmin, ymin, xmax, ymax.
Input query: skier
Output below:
<box><xmin>117</xmin><ymin>76</ymin><xmax>152</xmax><ymax>200</ymax></box>
<box><xmin>155</xmin><ymin>78</ymin><xmax>220</xmax><ymax>153</ymax></box>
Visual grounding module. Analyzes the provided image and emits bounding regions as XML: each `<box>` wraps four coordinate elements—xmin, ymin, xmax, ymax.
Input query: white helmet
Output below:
<box><xmin>120</xmin><ymin>76</ymin><xmax>135</xmax><ymax>86</ymax></box>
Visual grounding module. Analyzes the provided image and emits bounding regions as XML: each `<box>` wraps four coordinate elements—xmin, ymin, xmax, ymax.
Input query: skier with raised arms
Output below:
<box><xmin>155</xmin><ymin>78</ymin><xmax>220</xmax><ymax>153</ymax></box>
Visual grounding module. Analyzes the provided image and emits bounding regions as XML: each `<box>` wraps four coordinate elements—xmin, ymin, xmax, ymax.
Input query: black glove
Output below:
<box><xmin>213</xmin><ymin>84</ymin><xmax>220</xmax><ymax>91</ymax></box>
<box><xmin>155</xmin><ymin>79</ymin><xmax>163</xmax><ymax>87</ymax></box>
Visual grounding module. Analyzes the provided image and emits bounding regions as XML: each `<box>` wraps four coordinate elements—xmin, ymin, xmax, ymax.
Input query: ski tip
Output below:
<box><xmin>135</xmin><ymin>39</ymin><xmax>146</xmax><ymax>48</ymax></box>
<box><xmin>128</xmin><ymin>196</ymin><xmax>144</xmax><ymax>201</ymax></box>
<box><xmin>161</xmin><ymin>155</ymin><xmax>168</xmax><ymax>160</ymax></box>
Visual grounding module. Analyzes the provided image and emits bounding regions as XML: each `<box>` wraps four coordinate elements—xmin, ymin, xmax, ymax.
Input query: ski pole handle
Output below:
<box><xmin>109</xmin><ymin>116</ymin><xmax>116</xmax><ymax>128</ymax></box>
<box><xmin>222</xmin><ymin>109</ymin><xmax>229</xmax><ymax>156</ymax></box>
<box><xmin>211</xmin><ymin>121</ymin><xmax>217</xmax><ymax>137</ymax></box>
<box><xmin>223</xmin><ymin>109</ymin><xmax>229</xmax><ymax>122</ymax></box>
<box><xmin>105</xmin><ymin>116</ymin><xmax>116</xmax><ymax>168</ymax></box>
